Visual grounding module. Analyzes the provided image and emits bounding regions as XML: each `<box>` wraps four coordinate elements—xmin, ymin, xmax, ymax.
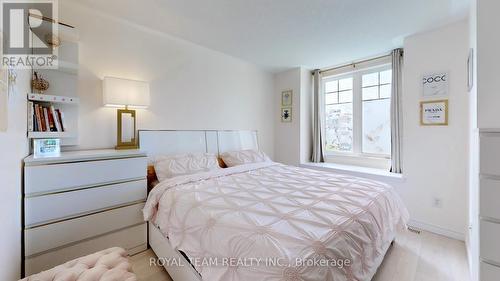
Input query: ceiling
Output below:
<box><xmin>68</xmin><ymin>0</ymin><xmax>470</xmax><ymax>72</ymax></box>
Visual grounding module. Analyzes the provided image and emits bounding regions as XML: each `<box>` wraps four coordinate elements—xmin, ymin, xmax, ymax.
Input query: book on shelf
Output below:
<box><xmin>46</xmin><ymin>107</ymin><xmax>55</xmax><ymax>131</ymax></box>
<box><xmin>34</xmin><ymin>104</ymin><xmax>43</xmax><ymax>132</ymax></box>
<box><xmin>50</xmin><ymin>105</ymin><xmax>62</xmax><ymax>132</ymax></box>
<box><xmin>27</xmin><ymin>101</ymin><xmax>34</xmax><ymax>132</ymax></box>
<box><xmin>40</xmin><ymin>106</ymin><xmax>46</xmax><ymax>131</ymax></box>
<box><xmin>29</xmin><ymin>102</ymin><xmax>67</xmax><ymax>133</ymax></box>
<box><xmin>42</xmin><ymin>107</ymin><xmax>50</xmax><ymax>132</ymax></box>
<box><xmin>34</xmin><ymin>104</ymin><xmax>39</xmax><ymax>132</ymax></box>
<box><xmin>56</xmin><ymin>109</ymin><xmax>65</xmax><ymax>132</ymax></box>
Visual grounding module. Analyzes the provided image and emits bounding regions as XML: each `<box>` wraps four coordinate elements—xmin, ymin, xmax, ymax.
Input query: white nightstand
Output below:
<box><xmin>23</xmin><ymin>149</ymin><xmax>148</xmax><ymax>276</ymax></box>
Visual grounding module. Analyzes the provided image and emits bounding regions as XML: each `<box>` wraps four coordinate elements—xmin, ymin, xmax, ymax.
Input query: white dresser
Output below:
<box><xmin>23</xmin><ymin>149</ymin><xmax>148</xmax><ymax>276</ymax></box>
<box><xmin>479</xmin><ymin>131</ymin><xmax>500</xmax><ymax>280</ymax></box>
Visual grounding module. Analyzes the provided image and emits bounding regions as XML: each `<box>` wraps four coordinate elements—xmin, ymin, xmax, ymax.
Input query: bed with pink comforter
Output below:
<box><xmin>143</xmin><ymin>162</ymin><xmax>409</xmax><ymax>281</ymax></box>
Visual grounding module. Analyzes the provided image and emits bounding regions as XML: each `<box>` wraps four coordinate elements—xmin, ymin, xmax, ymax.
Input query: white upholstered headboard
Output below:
<box><xmin>138</xmin><ymin>130</ymin><xmax>259</xmax><ymax>161</ymax></box>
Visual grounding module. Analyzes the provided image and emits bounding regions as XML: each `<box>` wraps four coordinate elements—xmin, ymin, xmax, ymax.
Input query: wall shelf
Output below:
<box><xmin>28</xmin><ymin>131</ymin><xmax>77</xmax><ymax>139</ymax></box>
<box><xmin>27</xmin><ymin>34</ymin><xmax>80</xmax><ymax>146</ymax></box>
<box><xmin>28</xmin><ymin>93</ymin><xmax>79</xmax><ymax>104</ymax></box>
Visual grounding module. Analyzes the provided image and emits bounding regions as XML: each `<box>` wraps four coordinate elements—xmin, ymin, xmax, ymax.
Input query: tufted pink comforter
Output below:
<box><xmin>144</xmin><ymin>163</ymin><xmax>409</xmax><ymax>281</ymax></box>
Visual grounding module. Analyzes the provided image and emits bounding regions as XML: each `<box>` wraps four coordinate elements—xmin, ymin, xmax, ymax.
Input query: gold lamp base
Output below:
<box><xmin>116</xmin><ymin>108</ymin><xmax>139</xmax><ymax>150</ymax></box>
<box><xmin>115</xmin><ymin>144</ymin><xmax>139</xmax><ymax>150</ymax></box>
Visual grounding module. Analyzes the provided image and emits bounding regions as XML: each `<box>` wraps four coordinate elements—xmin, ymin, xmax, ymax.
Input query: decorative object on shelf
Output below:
<box><xmin>422</xmin><ymin>72</ymin><xmax>448</xmax><ymax>97</ymax></box>
<box><xmin>103</xmin><ymin>77</ymin><xmax>150</xmax><ymax>150</ymax></box>
<box><xmin>7</xmin><ymin>68</ymin><xmax>17</xmax><ymax>97</ymax></box>
<box><xmin>467</xmin><ymin>48</ymin><xmax>474</xmax><ymax>92</ymax></box>
<box><xmin>33</xmin><ymin>138</ymin><xmax>61</xmax><ymax>158</ymax></box>
<box><xmin>281</xmin><ymin>90</ymin><xmax>293</xmax><ymax>106</ymax></box>
<box><xmin>281</xmin><ymin>107</ymin><xmax>292</xmax><ymax>123</ymax></box>
<box><xmin>32</xmin><ymin>72</ymin><xmax>50</xmax><ymax>94</ymax></box>
<box><xmin>420</xmin><ymin>99</ymin><xmax>448</xmax><ymax>126</ymax></box>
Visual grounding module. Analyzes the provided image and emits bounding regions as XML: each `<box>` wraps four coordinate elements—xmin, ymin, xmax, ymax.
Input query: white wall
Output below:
<box><xmin>274</xmin><ymin>67</ymin><xmax>312</xmax><ymax>165</ymax></box>
<box><xmin>60</xmin><ymin>2</ymin><xmax>275</xmax><ymax>156</ymax></box>
<box><xmin>274</xmin><ymin>68</ymin><xmax>301</xmax><ymax>165</ymax></box>
<box><xmin>0</xmin><ymin>70</ymin><xmax>30</xmax><ymax>280</ymax></box>
<box><xmin>398</xmin><ymin>20</ymin><xmax>469</xmax><ymax>239</ymax></box>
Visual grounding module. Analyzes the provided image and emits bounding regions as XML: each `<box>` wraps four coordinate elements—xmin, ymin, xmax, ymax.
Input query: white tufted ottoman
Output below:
<box><xmin>20</xmin><ymin>247</ymin><xmax>137</xmax><ymax>281</ymax></box>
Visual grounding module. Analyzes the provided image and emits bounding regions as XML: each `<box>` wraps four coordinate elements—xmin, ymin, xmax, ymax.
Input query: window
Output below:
<box><xmin>324</xmin><ymin>77</ymin><xmax>353</xmax><ymax>152</ymax></box>
<box><xmin>323</xmin><ymin>64</ymin><xmax>392</xmax><ymax>166</ymax></box>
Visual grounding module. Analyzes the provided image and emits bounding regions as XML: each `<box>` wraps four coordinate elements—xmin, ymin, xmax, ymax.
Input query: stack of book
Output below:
<box><xmin>28</xmin><ymin>101</ymin><xmax>66</xmax><ymax>132</ymax></box>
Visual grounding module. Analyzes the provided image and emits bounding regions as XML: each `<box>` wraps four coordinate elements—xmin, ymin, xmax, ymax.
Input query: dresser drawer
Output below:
<box><xmin>25</xmin><ymin>202</ymin><xmax>145</xmax><ymax>256</ymax></box>
<box><xmin>25</xmin><ymin>179</ymin><xmax>146</xmax><ymax>227</ymax></box>
<box><xmin>24</xmin><ymin>223</ymin><xmax>147</xmax><ymax>276</ymax></box>
<box><xmin>480</xmin><ymin>134</ymin><xmax>500</xmax><ymax>176</ymax></box>
<box><xmin>481</xmin><ymin>261</ymin><xmax>500</xmax><ymax>281</ymax></box>
<box><xmin>480</xmin><ymin>220</ymin><xmax>500</xmax><ymax>263</ymax></box>
<box><xmin>480</xmin><ymin>177</ymin><xmax>500</xmax><ymax>220</ymax></box>
<box><xmin>25</xmin><ymin>157</ymin><xmax>147</xmax><ymax>195</ymax></box>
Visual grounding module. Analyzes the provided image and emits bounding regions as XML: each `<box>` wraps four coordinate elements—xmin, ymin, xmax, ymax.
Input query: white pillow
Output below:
<box><xmin>153</xmin><ymin>153</ymin><xmax>220</xmax><ymax>181</ymax></box>
<box><xmin>220</xmin><ymin>149</ymin><xmax>271</xmax><ymax>167</ymax></box>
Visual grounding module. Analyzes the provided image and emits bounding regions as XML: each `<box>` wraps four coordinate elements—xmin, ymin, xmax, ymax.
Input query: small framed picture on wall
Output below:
<box><xmin>420</xmin><ymin>100</ymin><xmax>448</xmax><ymax>126</ymax></box>
<box><xmin>281</xmin><ymin>107</ymin><xmax>292</xmax><ymax>122</ymax></box>
<box><xmin>281</xmin><ymin>90</ymin><xmax>293</xmax><ymax>106</ymax></box>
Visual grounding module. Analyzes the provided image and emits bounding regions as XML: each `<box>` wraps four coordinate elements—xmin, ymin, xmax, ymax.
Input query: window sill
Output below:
<box><xmin>324</xmin><ymin>154</ymin><xmax>390</xmax><ymax>170</ymax></box>
<box><xmin>300</xmin><ymin>162</ymin><xmax>405</xmax><ymax>183</ymax></box>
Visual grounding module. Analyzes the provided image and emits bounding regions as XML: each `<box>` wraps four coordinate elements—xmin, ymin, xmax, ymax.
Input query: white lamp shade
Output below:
<box><xmin>103</xmin><ymin>77</ymin><xmax>150</xmax><ymax>108</ymax></box>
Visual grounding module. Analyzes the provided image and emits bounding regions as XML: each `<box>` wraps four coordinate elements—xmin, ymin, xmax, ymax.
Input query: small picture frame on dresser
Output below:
<box><xmin>33</xmin><ymin>139</ymin><xmax>60</xmax><ymax>158</ymax></box>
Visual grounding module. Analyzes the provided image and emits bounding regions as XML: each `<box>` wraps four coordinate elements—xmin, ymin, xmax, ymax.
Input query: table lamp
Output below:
<box><xmin>103</xmin><ymin>77</ymin><xmax>150</xmax><ymax>150</ymax></box>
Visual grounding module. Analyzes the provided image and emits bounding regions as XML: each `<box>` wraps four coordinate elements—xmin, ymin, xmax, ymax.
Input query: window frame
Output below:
<box><xmin>322</xmin><ymin>63</ymin><xmax>392</xmax><ymax>166</ymax></box>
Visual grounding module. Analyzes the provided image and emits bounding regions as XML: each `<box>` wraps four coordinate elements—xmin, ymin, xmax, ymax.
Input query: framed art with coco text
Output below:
<box><xmin>422</xmin><ymin>73</ymin><xmax>448</xmax><ymax>97</ymax></box>
<box><xmin>420</xmin><ymin>99</ymin><xmax>448</xmax><ymax>126</ymax></box>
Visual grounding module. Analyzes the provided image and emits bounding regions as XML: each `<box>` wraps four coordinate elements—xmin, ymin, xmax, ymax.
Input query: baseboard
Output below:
<box><xmin>408</xmin><ymin>219</ymin><xmax>465</xmax><ymax>241</ymax></box>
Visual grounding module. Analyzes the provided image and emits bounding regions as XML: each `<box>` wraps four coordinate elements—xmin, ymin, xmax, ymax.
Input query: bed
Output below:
<box><xmin>139</xmin><ymin>130</ymin><xmax>409</xmax><ymax>281</ymax></box>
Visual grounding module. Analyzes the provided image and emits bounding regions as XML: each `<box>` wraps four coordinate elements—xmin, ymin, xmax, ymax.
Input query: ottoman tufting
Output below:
<box><xmin>20</xmin><ymin>247</ymin><xmax>137</xmax><ymax>281</ymax></box>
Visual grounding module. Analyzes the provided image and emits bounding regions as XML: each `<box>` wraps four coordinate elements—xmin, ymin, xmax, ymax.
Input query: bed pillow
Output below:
<box><xmin>153</xmin><ymin>153</ymin><xmax>221</xmax><ymax>181</ymax></box>
<box><xmin>220</xmin><ymin>149</ymin><xmax>271</xmax><ymax>167</ymax></box>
